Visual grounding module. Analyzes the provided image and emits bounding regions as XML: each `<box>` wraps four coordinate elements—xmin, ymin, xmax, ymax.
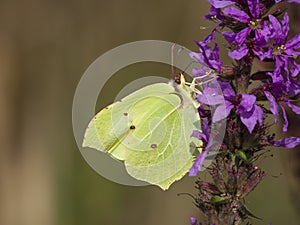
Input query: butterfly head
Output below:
<box><xmin>173</xmin><ymin>73</ymin><xmax>181</xmax><ymax>85</ymax></box>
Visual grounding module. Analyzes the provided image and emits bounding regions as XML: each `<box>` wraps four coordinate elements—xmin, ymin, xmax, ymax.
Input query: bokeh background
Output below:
<box><xmin>1</xmin><ymin>0</ymin><xmax>300</xmax><ymax>225</ymax></box>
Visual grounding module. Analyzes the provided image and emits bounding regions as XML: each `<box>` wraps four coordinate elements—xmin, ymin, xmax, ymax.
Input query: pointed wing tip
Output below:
<box><xmin>157</xmin><ymin>184</ymin><xmax>170</xmax><ymax>191</ymax></box>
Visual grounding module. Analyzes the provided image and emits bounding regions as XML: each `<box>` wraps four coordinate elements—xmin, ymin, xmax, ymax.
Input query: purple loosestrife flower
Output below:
<box><xmin>223</xmin><ymin>25</ymin><xmax>270</xmax><ymax>60</ymax></box>
<box><xmin>222</xmin><ymin>0</ymin><xmax>267</xmax><ymax>44</ymax></box>
<box><xmin>197</xmin><ymin>81</ymin><xmax>263</xmax><ymax>133</ymax></box>
<box><xmin>190</xmin><ymin>30</ymin><xmax>222</xmax><ymax>80</ymax></box>
<box><xmin>264</xmin><ymin>13</ymin><xmax>300</xmax><ymax>78</ymax></box>
<box><xmin>221</xmin><ymin>0</ymin><xmax>271</xmax><ymax>60</ymax></box>
<box><xmin>261</xmin><ymin>73</ymin><xmax>300</xmax><ymax>132</ymax></box>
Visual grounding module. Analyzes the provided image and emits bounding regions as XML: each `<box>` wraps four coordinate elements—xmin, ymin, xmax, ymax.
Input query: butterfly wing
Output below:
<box><xmin>83</xmin><ymin>82</ymin><xmax>201</xmax><ymax>190</ymax></box>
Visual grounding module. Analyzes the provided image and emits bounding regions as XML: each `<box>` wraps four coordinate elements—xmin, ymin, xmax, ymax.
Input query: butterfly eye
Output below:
<box><xmin>130</xmin><ymin>125</ymin><xmax>136</xmax><ymax>130</ymax></box>
<box><xmin>174</xmin><ymin>75</ymin><xmax>181</xmax><ymax>84</ymax></box>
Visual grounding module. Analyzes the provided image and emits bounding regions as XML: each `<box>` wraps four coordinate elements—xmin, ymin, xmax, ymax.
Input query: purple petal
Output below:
<box><xmin>254</xmin><ymin>21</ymin><xmax>271</xmax><ymax>46</ymax></box>
<box><xmin>222</xmin><ymin>31</ymin><xmax>236</xmax><ymax>43</ymax></box>
<box><xmin>191</xmin><ymin>119</ymin><xmax>211</xmax><ymax>143</ymax></box>
<box><xmin>285</xmin><ymin>100</ymin><xmax>300</xmax><ymax>114</ymax></box>
<box><xmin>269</xmin><ymin>15</ymin><xmax>284</xmax><ymax>45</ymax></box>
<box><xmin>208</xmin><ymin>0</ymin><xmax>236</xmax><ymax>8</ymax></box>
<box><xmin>223</xmin><ymin>6</ymin><xmax>250</xmax><ymax>23</ymax></box>
<box><xmin>264</xmin><ymin>91</ymin><xmax>279</xmax><ymax>122</ymax></box>
<box><xmin>279</xmin><ymin>56</ymin><xmax>290</xmax><ymax>75</ymax></box>
<box><xmin>280</xmin><ymin>104</ymin><xmax>288</xmax><ymax>133</ymax></box>
<box><xmin>259</xmin><ymin>21</ymin><xmax>271</xmax><ymax>37</ymax></box>
<box><xmin>192</xmin><ymin>66</ymin><xmax>211</xmax><ymax>77</ymax></box>
<box><xmin>238</xmin><ymin>94</ymin><xmax>256</xmax><ymax>113</ymax></box>
<box><xmin>208</xmin><ymin>44</ymin><xmax>222</xmax><ymax>72</ymax></box>
<box><xmin>254</xmin><ymin>105</ymin><xmax>264</xmax><ymax>125</ymax></box>
<box><xmin>235</xmin><ymin>27</ymin><xmax>251</xmax><ymax>45</ymax></box>
<box><xmin>240</xmin><ymin>110</ymin><xmax>256</xmax><ymax>133</ymax></box>
<box><xmin>271</xmin><ymin>137</ymin><xmax>300</xmax><ymax>148</ymax></box>
<box><xmin>254</xmin><ymin>21</ymin><xmax>271</xmax><ymax>47</ymax></box>
<box><xmin>197</xmin><ymin>30</ymin><xmax>217</xmax><ymax>47</ymax></box>
<box><xmin>197</xmin><ymin>87</ymin><xmax>225</xmax><ymax>105</ymax></box>
<box><xmin>212</xmin><ymin>102</ymin><xmax>234</xmax><ymax>122</ymax></box>
<box><xmin>248</xmin><ymin>0</ymin><xmax>260</xmax><ymax>19</ymax></box>
<box><xmin>219</xmin><ymin>81</ymin><xmax>236</xmax><ymax>98</ymax></box>
<box><xmin>191</xmin><ymin>130</ymin><xmax>208</xmax><ymax>143</ymax></box>
<box><xmin>282</xmin><ymin>13</ymin><xmax>290</xmax><ymax>40</ymax></box>
<box><xmin>253</xmin><ymin>47</ymin><xmax>272</xmax><ymax>61</ymax></box>
<box><xmin>213</xmin><ymin>43</ymin><xmax>220</xmax><ymax>58</ymax></box>
<box><xmin>240</xmin><ymin>104</ymin><xmax>263</xmax><ymax>133</ymax></box>
<box><xmin>190</xmin><ymin>216</ymin><xmax>197</xmax><ymax>225</ymax></box>
<box><xmin>228</xmin><ymin>45</ymin><xmax>249</xmax><ymax>60</ymax></box>
<box><xmin>190</xmin><ymin>52</ymin><xmax>205</xmax><ymax>65</ymax></box>
<box><xmin>285</xmin><ymin>33</ymin><xmax>300</xmax><ymax>49</ymax></box>
<box><xmin>284</xmin><ymin>48</ymin><xmax>300</xmax><ymax>57</ymax></box>
<box><xmin>193</xmin><ymin>37</ymin><xmax>222</xmax><ymax>72</ymax></box>
<box><xmin>204</xmin><ymin>6</ymin><xmax>223</xmax><ymax>21</ymax></box>
<box><xmin>288</xmin><ymin>78</ymin><xmax>300</xmax><ymax>96</ymax></box>
<box><xmin>254</xmin><ymin>30</ymin><xmax>267</xmax><ymax>47</ymax></box>
<box><xmin>290</xmin><ymin>60</ymin><xmax>300</xmax><ymax>77</ymax></box>
<box><xmin>269</xmin><ymin>57</ymin><xmax>285</xmax><ymax>83</ymax></box>
<box><xmin>202</xmin><ymin>118</ymin><xmax>211</xmax><ymax>140</ymax></box>
<box><xmin>189</xmin><ymin>151</ymin><xmax>208</xmax><ymax>176</ymax></box>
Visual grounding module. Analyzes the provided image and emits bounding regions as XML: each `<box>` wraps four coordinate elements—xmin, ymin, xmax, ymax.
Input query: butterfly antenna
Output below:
<box><xmin>171</xmin><ymin>43</ymin><xmax>177</xmax><ymax>78</ymax></box>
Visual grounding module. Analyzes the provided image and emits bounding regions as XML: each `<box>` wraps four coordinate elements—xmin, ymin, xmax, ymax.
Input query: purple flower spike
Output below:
<box><xmin>187</xmin><ymin>1</ymin><xmax>300</xmax><ymax>224</ymax></box>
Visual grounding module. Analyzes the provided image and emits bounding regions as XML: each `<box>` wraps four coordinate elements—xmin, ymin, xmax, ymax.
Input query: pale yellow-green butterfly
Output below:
<box><xmin>82</xmin><ymin>72</ymin><xmax>204</xmax><ymax>190</ymax></box>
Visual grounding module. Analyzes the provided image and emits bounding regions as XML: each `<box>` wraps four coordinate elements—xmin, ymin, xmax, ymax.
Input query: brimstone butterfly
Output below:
<box><xmin>82</xmin><ymin>75</ymin><xmax>202</xmax><ymax>190</ymax></box>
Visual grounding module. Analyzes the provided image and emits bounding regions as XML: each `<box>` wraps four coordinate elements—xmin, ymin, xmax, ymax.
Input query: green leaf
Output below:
<box><xmin>210</xmin><ymin>195</ymin><xmax>231</xmax><ymax>204</ymax></box>
<box><xmin>236</xmin><ymin>150</ymin><xmax>252</xmax><ymax>163</ymax></box>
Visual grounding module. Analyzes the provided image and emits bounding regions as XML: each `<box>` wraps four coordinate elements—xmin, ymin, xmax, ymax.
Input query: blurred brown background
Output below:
<box><xmin>0</xmin><ymin>0</ymin><xmax>300</xmax><ymax>225</ymax></box>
